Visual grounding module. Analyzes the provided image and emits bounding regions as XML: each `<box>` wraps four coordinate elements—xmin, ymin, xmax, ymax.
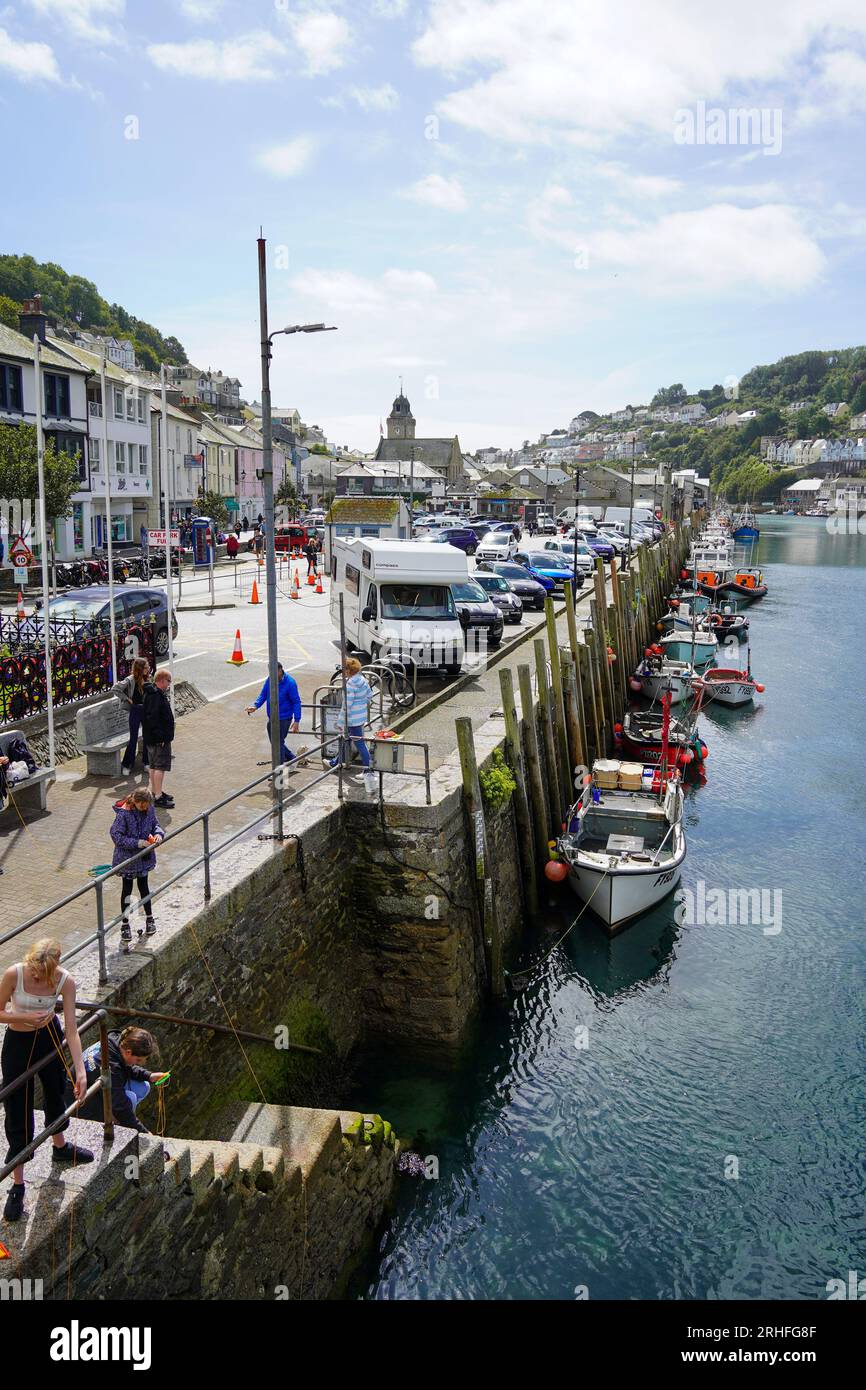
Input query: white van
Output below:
<box><xmin>330</xmin><ymin>537</ymin><xmax>468</xmax><ymax>674</ymax></box>
<box><xmin>603</xmin><ymin>505</ymin><xmax>656</xmax><ymax>530</ymax></box>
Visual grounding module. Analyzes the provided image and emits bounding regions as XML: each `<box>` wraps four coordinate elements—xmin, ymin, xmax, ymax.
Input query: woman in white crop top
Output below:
<box><xmin>0</xmin><ymin>937</ymin><xmax>92</xmax><ymax>1223</ymax></box>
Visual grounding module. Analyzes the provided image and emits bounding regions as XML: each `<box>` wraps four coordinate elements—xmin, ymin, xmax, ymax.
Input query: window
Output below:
<box><xmin>113</xmin><ymin>387</ymin><xmax>124</xmax><ymax>419</ymax></box>
<box><xmin>126</xmin><ymin>393</ymin><xmax>135</xmax><ymax>422</ymax></box>
<box><xmin>115</xmin><ymin>441</ymin><xmax>126</xmax><ymax>473</ymax></box>
<box><xmin>44</xmin><ymin>373</ymin><xmax>70</xmax><ymax>418</ymax></box>
<box><xmin>380</xmin><ymin>585</ymin><xmax>455</xmax><ymax>620</ymax></box>
<box><xmin>72</xmin><ymin>503</ymin><xmax>84</xmax><ymax>551</ymax></box>
<box><xmin>128</xmin><ymin>443</ymin><xmax>137</xmax><ymax>473</ymax></box>
<box><xmin>345</xmin><ymin>563</ymin><xmax>360</xmax><ymax>597</ymax></box>
<box><xmin>0</xmin><ymin>362</ymin><xmax>23</xmax><ymax>412</ymax></box>
<box><xmin>136</xmin><ymin>396</ymin><xmax>145</xmax><ymax>423</ymax></box>
<box><xmin>91</xmin><ymin>438</ymin><xmax>101</xmax><ymax>471</ymax></box>
<box><xmin>111</xmin><ymin>513</ymin><xmax>129</xmax><ymax>542</ymax></box>
<box><xmin>187</xmin><ymin>429</ymin><xmax>192</xmax><ymax>452</ymax></box>
<box><xmin>139</xmin><ymin>444</ymin><xmax>148</xmax><ymax>474</ymax></box>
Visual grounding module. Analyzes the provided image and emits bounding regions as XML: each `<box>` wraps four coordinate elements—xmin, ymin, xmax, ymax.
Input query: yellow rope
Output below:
<box><xmin>184</xmin><ymin>920</ymin><xmax>268</xmax><ymax>1105</ymax></box>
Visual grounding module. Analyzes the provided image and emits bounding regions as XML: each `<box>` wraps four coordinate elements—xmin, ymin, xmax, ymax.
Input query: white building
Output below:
<box><xmin>50</xmin><ymin>337</ymin><xmax>153</xmax><ymax>554</ymax></box>
<box><xmin>0</xmin><ymin>312</ymin><xmax>90</xmax><ymax>561</ymax></box>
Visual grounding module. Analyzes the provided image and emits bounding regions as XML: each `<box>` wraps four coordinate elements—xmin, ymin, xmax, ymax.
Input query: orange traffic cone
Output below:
<box><xmin>249</xmin><ymin>579</ymin><xmax>261</xmax><ymax>605</ymax></box>
<box><xmin>226</xmin><ymin>629</ymin><xmax>248</xmax><ymax>665</ymax></box>
<box><xmin>293</xmin><ymin>567</ymin><xmax>300</xmax><ymax>589</ymax></box>
<box><xmin>16</xmin><ymin>589</ymin><xmax>25</xmax><ymax>620</ymax></box>
<box><xmin>306</xmin><ymin>569</ymin><xmax>315</xmax><ymax>586</ymax></box>
<box><xmin>290</xmin><ymin>579</ymin><xmax>299</xmax><ymax>601</ymax></box>
<box><xmin>257</xmin><ymin>549</ymin><xmax>264</xmax><ymax>567</ymax></box>
<box><xmin>315</xmin><ymin>572</ymin><xmax>324</xmax><ymax>595</ymax></box>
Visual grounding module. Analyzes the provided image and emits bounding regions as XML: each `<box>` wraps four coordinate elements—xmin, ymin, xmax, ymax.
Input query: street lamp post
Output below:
<box><xmin>257</xmin><ymin>233</ymin><xmax>336</xmax><ymax>832</ymax></box>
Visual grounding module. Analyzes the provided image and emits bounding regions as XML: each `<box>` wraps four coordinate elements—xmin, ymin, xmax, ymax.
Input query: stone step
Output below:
<box><xmin>183</xmin><ymin>1140</ymin><xmax>216</xmax><ymax>1194</ymax></box>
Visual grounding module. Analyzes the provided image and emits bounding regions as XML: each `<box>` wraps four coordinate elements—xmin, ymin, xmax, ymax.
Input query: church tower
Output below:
<box><xmin>387</xmin><ymin>387</ymin><xmax>416</xmax><ymax>441</ymax></box>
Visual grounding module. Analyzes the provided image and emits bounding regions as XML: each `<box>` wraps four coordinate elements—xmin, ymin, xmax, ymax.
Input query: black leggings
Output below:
<box><xmin>120</xmin><ymin>874</ymin><xmax>152</xmax><ymax>917</ymax></box>
<box><xmin>2</xmin><ymin>1019</ymin><xmax>69</xmax><ymax>1166</ymax></box>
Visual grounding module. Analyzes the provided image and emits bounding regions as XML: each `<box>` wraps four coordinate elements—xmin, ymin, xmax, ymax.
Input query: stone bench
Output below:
<box><xmin>76</xmin><ymin>698</ymin><xmax>135</xmax><ymax>777</ymax></box>
<box><xmin>0</xmin><ymin>729</ymin><xmax>56</xmax><ymax>814</ymax></box>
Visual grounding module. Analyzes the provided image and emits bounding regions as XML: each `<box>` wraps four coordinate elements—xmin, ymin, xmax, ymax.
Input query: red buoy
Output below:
<box><xmin>755</xmin><ymin>682</ymin><xmax>765</xmax><ymax>693</ymax></box>
<box><xmin>545</xmin><ymin>860</ymin><xmax>568</xmax><ymax>883</ymax></box>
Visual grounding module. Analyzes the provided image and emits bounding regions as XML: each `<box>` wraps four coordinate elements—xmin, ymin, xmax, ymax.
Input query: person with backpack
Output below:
<box><xmin>142</xmin><ymin>669</ymin><xmax>175</xmax><ymax>808</ymax></box>
<box><xmin>109</xmin><ymin>789</ymin><xmax>164</xmax><ymax>945</ymax></box>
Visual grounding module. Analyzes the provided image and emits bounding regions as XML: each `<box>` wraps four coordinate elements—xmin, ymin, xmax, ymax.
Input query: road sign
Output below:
<box><xmin>147</xmin><ymin>529</ymin><xmax>180</xmax><ymax>547</ymax></box>
<box><xmin>9</xmin><ymin>537</ymin><xmax>33</xmax><ymax>567</ymax></box>
<box><xmin>13</xmin><ymin>565</ymin><xmax>28</xmax><ymax>585</ymax></box>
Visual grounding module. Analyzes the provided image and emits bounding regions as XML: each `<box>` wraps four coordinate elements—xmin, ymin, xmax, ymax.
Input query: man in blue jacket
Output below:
<box><xmin>246</xmin><ymin>663</ymin><xmax>302</xmax><ymax>764</ymax></box>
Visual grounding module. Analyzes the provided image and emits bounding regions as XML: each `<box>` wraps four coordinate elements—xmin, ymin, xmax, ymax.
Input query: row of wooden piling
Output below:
<box><xmin>456</xmin><ymin>517</ymin><xmax>698</xmax><ymax>996</ymax></box>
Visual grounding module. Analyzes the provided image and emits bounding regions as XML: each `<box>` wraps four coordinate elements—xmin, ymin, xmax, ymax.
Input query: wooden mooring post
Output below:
<box><xmin>498</xmin><ymin>668</ymin><xmax>540</xmax><ymax>921</ymax></box>
<box><xmin>544</xmin><ymin>595</ymin><xmax>573</xmax><ymax>812</ymax></box>
<box><xmin>534</xmin><ymin>637</ymin><xmax>563</xmax><ymax>829</ymax></box>
<box><xmin>456</xmin><ymin>717</ymin><xmax>504</xmax><ymax>1000</ymax></box>
<box><xmin>517</xmin><ymin>662</ymin><xmax>554</xmax><ymax>867</ymax></box>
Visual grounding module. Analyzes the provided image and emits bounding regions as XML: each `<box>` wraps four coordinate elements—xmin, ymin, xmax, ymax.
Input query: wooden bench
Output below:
<box><xmin>76</xmin><ymin>698</ymin><xmax>135</xmax><ymax>777</ymax></box>
<box><xmin>0</xmin><ymin>729</ymin><xmax>56</xmax><ymax>814</ymax></box>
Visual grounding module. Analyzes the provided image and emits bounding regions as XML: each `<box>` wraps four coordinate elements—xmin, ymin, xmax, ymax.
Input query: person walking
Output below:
<box><xmin>226</xmin><ymin>532</ymin><xmax>239</xmax><ymax>560</ymax></box>
<box><xmin>1</xmin><ymin>939</ymin><xmax>92</xmax><ymax>1223</ymax></box>
<box><xmin>246</xmin><ymin>663</ymin><xmax>301</xmax><ymax>764</ymax></box>
<box><xmin>142</xmin><ymin>669</ymin><xmax>175</xmax><ymax>808</ymax></box>
<box><xmin>73</xmin><ymin>1027</ymin><xmax>168</xmax><ymax>1134</ymax></box>
<box><xmin>111</xmin><ymin>657</ymin><xmax>150</xmax><ymax>774</ymax></box>
<box><xmin>329</xmin><ymin>657</ymin><xmax>376</xmax><ymax>795</ymax></box>
<box><xmin>110</xmin><ymin>789</ymin><xmax>164</xmax><ymax>944</ymax></box>
<box><xmin>304</xmin><ymin>536</ymin><xmax>319</xmax><ymax>577</ymax></box>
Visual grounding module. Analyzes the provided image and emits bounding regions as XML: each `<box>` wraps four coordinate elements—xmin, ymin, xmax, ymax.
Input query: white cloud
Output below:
<box><xmin>371</xmin><ymin>0</ymin><xmax>408</xmax><ymax>16</ymax></box>
<box><xmin>413</xmin><ymin>0</ymin><xmax>866</xmax><ymax>145</ymax></box>
<box><xmin>348</xmin><ymin>83</ymin><xmax>399</xmax><ymax>111</ymax></box>
<box><xmin>798</xmin><ymin>49</ymin><xmax>866</xmax><ymax>126</ymax></box>
<box><xmin>255</xmin><ymin>135</ymin><xmax>317</xmax><ymax>179</ymax></box>
<box><xmin>147</xmin><ymin>32</ymin><xmax>286</xmax><ymax>81</ymax></box>
<box><xmin>26</xmin><ymin>0</ymin><xmax>124</xmax><ymax>45</ymax></box>
<box><xmin>289</xmin><ymin>266</ymin><xmax>437</xmax><ymax>316</ymax></box>
<box><xmin>382</xmin><ymin>269</ymin><xmax>437</xmax><ymax>293</ymax></box>
<box><xmin>595</xmin><ymin>163</ymin><xmax>682</xmax><ymax>199</ymax></box>
<box><xmin>283</xmin><ymin>9</ymin><xmax>351</xmax><ymax>77</ymax></box>
<box><xmin>402</xmin><ymin>173</ymin><xmax>468</xmax><ymax>212</ymax></box>
<box><xmin>179</xmin><ymin>0</ymin><xmax>225</xmax><ymax>18</ymax></box>
<box><xmin>593</xmin><ymin>203</ymin><xmax>825</xmax><ymax>296</ymax></box>
<box><xmin>0</xmin><ymin>26</ymin><xmax>61</xmax><ymax>81</ymax></box>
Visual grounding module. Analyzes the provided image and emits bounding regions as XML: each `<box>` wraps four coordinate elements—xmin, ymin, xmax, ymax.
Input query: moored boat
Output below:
<box><xmin>693</xmin><ymin>666</ymin><xmax>764</xmax><ymax>707</ymax></box>
<box><xmin>718</xmin><ymin>566</ymin><xmax>767</xmax><ymax>601</ymax></box>
<box><xmin>630</xmin><ymin>652</ymin><xmax>696</xmax><ymax>705</ymax></box>
<box><xmin>732</xmin><ymin>502</ymin><xmax>760</xmax><ymax>541</ymax></box>
<box><xmin>557</xmin><ymin>751</ymin><xmax>686</xmax><ymax>934</ymax></box>
<box><xmin>658</xmin><ymin>628</ymin><xmax>718</xmax><ymax>669</ymax></box>
<box><xmin>616</xmin><ymin>706</ymin><xmax>707</xmax><ymax>772</ymax></box>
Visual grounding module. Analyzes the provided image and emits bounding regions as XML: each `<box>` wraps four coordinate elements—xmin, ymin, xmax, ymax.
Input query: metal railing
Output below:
<box><xmin>0</xmin><ymin>722</ymin><xmax>432</xmax><ymax>985</ymax></box>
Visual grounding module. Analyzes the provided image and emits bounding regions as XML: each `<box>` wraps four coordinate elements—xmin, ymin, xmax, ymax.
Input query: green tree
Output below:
<box><xmin>195</xmin><ymin>488</ymin><xmax>229</xmax><ymax>531</ymax></box>
<box><xmin>651</xmin><ymin>383</ymin><xmax>687</xmax><ymax>408</ymax></box>
<box><xmin>0</xmin><ymin>294</ymin><xmax>20</xmax><ymax>330</ymax></box>
<box><xmin>275</xmin><ymin>476</ymin><xmax>297</xmax><ymax>510</ymax></box>
<box><xmin>850</xmin><ymin>382</ymin><xmax>866</xmax><ymax>415</ymax></box>
<box><xmin>0</xmin><ymin>423</ymin><xmax>80</xmax><ymax>523</ymax></box>
<box><xmin>309</xmin><ymin>443</ymin><xmax>330</xmax><ymax>455</ymax></box>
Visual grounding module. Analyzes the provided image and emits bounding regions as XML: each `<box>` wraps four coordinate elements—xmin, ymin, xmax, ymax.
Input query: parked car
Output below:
<box><xmin>275</xmin><ymin>524</ymin><xmax>315</xmax><ymax>553</ymax></box>
<box><xmin>40</xmin><ymin>586</ymin><xmax>179</xmax><ymax>657</ymax></box>
<box><xmin>515</xmin><ymin>551</ymin><xmax>583</xmax><ymax>589</ymax></box>
<box><xmin>475</xmin><ymin>530</ymin><xmax>518</xmax><ymax>563</ymax></box>
<box><xmin>595</xmin><ymin>525</ymin><xmax>632</xmax><ymax>556</ymax></box>
<box><xmin>576</xmin><ymin>530</ymin><xmax>615</xmax><ymax>561</ymax></box>
<box><xmin>535</xmin><ymin>538</ymin><xmax>594</xmax><ymax>575</ymax></box>
<box><xmin>533</xmin><ymin>514</ymin><xmax>558</xmax><ymax>535</ymax></box>
<box><xmin>429</xmin><ymin>526</ymin><xmax>480</xmax><ymax>555</ymax></box>
<box><xmin>473</xmin><ymin>572</ymin><xmax>524</xmax><ymax>624</ymax></box>
<box><xmin>477</xmin><ymin>561</ymin><xmax>548</xmax><ymax>610</ymax></box>
<box><xmin>450</xmin><ymin>579</ymin><xmax>504</xmax><ymax>648</ymax></box>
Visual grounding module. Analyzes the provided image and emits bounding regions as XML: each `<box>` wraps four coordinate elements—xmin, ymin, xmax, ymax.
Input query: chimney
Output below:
<box><xmin>19</xmin><ymin>294</ymin><xmax>49</xmax><ymax>344</ymax></box>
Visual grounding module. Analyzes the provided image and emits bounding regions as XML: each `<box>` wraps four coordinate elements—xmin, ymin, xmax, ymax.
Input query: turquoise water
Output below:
<box><xmin>348</xmin><ymin>520</ymin><xmax>866</xmax><ymax>1301</ymax></box>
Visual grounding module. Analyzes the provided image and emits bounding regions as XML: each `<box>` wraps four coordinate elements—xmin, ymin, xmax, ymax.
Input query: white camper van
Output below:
<box><xmin>603</xmin><ymin>505</ymin><xmax>656</xmax><ymax>530</ymax></box>
<box><xmin>330</xmin><ymin>537</ymin><xmax>469</xmax><ymax>674</ymax></box>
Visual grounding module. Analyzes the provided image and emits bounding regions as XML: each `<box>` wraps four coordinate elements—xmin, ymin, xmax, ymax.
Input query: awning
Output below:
<box><xmin>225</xmin><ymin>498</ymin><xmax>239</xmax><ymax>511</ymax></box>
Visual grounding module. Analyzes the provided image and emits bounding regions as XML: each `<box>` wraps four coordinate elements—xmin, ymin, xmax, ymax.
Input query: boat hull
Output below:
<box><xmin>636</xmin><ymin>671</ymin><xmax>692</xmax><ymax>704</ymax></box>
<box><xmin>732</xmin><ymin>525</ymin><xmax>760</xmax><ymax>540</ymax></box>
<box><xmin>699</xmin><ymin>671</ymin><xmax>757</xmax><ymax>706</ymax></box>
<box><xmin>659</xmin><ymin>633</ymin><xmax>717</xmax><ymax>668</ymax></box>
<box><xmin>565</xmin><ymin>851</ymin><xmax>685</xmax><ymax>933</ymax></box>
<box><xmin>718</xmin><ymin>580</ymin><xmax>767</xmax><ymax>602</ymax></box>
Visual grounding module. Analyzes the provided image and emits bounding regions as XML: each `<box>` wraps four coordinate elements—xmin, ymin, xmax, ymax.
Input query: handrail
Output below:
<box><xmin>74</xmin><ymin>999</ymin><xmax>323</xmax><ymax>1055</ymax></box>
<box><xmin>1</xmin><ymin>727</ymin><xmax>433</xmax><ymax>984</ymax></box>
<box><xmin>0</xmin><ymin>1008</ymin><xmax>113</xmax><ymax>1184</ymax></box>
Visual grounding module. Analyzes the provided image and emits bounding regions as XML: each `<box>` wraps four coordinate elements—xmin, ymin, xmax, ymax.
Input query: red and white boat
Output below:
<box><xmin>692</xmin><ymin>666</ymin><xmax>764</xmax><ymax>707</ymax></box>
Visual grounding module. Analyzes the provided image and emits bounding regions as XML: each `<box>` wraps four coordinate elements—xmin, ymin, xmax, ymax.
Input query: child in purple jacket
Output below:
<box><xmin>110</xmin><ymin>790</ymin><xmax>164</xmax><ymax>945</ymax></box>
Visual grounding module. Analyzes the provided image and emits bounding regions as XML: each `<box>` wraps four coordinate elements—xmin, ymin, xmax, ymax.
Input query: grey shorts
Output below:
<box><xmin>146</xmin><ymin>742</ymin><xmax>172</xmax><ymax>771</ymax></box>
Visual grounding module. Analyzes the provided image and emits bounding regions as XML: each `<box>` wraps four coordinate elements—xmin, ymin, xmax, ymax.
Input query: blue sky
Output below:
<box><xmin>2</xmin><ymin>0</ymin><xmax>866</xmax><ymax>449</ymax></box>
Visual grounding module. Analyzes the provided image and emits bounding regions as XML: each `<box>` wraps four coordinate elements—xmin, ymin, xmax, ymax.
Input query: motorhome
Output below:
<box><xmin>329</xmin><ymin>537</ymin><xmax>469</xmax><ymax>674</ymax></box>
<box><xmin>603</xmin><ymin>505</ymin><xmax>656</xmax><ymax>531</ymax></box>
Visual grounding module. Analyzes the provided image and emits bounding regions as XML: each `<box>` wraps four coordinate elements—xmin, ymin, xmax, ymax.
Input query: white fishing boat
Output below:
<box><xmin>558</xmin><ymin>740</ymin><xmax>686</xmax><ymax>935</ymax></box>
<box><xmin>692</xmin><ymin>660</ymin><xmax>765</xmax><ymax>708</ymax></box>
<box><xmin>630</xmin><ymin>654</ymin><xmax>696</xmax><ymax>705</ymax></box>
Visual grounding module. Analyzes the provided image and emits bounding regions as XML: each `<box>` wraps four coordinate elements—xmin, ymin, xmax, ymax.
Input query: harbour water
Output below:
<box><xmin>348</xmin><ymin>518</ymin><xmax>866</xmax><ymax>1301</ymax></box>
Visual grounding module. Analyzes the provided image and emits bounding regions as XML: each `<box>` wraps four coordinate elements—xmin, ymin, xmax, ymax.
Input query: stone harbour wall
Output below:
<box><xmin>7</xmin><ymin>1104</ymin><xmax>396</xmax><ymax>1302</ymax></box>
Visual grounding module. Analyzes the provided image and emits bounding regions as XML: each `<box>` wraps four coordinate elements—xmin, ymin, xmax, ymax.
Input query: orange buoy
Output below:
<box><xmin>545</xmin><ymin>860</ymin><xmax>568</xmax><ymax>882</ymax></box>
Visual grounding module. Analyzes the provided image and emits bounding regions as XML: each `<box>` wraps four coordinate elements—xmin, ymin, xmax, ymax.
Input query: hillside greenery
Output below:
<box><xmin>0</xmin><ymin>254</ymin><xmax>188</xmax><ymax>373</ymax></box>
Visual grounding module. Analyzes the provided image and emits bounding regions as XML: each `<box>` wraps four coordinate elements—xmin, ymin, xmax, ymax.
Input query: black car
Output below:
<box><xmin>450</xmin><ymin>579</ymin><xmax>504</xmax><ymax>648</ymax></box>
<box><xmin>474</xmin><ymin>572</ymin><xmax>524</xmax><ymax>624</ymax></box>
<box><xmin>477</xmin><ymin>561</ymin><xmax>548</xmax><ymax>611</ymax></box>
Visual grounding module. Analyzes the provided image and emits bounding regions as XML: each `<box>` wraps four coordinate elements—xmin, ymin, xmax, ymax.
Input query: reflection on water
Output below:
<box><xmin>346</xmin><ymin>521</ymin><xmax>866</xmax><ymax>1302</ymax></box>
